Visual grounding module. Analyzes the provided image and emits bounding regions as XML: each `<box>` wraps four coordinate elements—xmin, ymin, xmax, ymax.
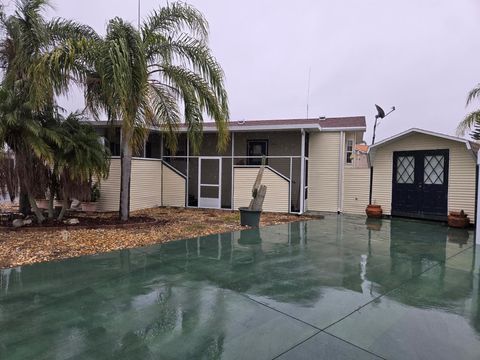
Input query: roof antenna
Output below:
<box><xmin>137</xmin><ymin>0</ymin><xmax>141</xmax><ymax>30</ymax></box>
<box><xmin>306</xmin><ymin>67</ymin><xmax>311</xmax><ymax>120</ymax></box>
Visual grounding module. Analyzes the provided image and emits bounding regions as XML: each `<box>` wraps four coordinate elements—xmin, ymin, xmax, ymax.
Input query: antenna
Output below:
<box><xmin>306</xmin><ymin>67</ymin><xmax>311</xmax><ymax>119</ymax></box>
<box><xmin>137</xmin><ymin>0</ymin><xmax>141</xmax><ymax>30</ymax></box>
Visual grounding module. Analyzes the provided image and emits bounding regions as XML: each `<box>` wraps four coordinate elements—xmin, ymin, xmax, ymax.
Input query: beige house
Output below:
<box><xmin>94</xmin><ymin>116</ymin><xmax>367</xmax><ymax>214</ymax></box>
<box><xmin>368</xmin><ymin>129</ymin><xmax>478</xmax><ymax>221</ymax></box>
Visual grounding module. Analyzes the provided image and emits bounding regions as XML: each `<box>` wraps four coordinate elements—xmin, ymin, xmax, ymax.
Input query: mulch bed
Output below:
<box><xmin>0</xmin><ymin>207</ymin><xmax>319</xmax><ymax>269</ymax></box>
<box><xmin>0</xmin><ymin>215</ymin><xmax>162</xmax><ymax>231</ymax></box>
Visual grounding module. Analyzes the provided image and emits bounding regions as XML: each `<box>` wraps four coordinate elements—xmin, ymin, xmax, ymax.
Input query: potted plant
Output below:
<box><xmin>81</xmin><ymin>183</ymin><xmax>100</xmax><ymax>212</ymax></box>
<box><xmin>366</xmin><ymin>202</ymin><xmax>382</xmax><ymax>218</ymax></box>
<box><xmin>239</xmin><ymin>157</ymin><xmax>267</xmax><ymax>227</ymax></box>
<box><xmin>448</xmin><ymin>210</ymin><xmax>470</xmax><ymax>228</ymax></box>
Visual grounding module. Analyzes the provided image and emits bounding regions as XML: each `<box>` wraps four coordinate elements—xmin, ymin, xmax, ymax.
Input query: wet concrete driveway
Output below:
<box><xmin>0</xmin><ymin>215</ymin><xmax>479</xmax><ymax>359</ymax></box>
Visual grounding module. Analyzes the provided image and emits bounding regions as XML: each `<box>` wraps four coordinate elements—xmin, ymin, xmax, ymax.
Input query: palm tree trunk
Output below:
<box><xmin>28</xmin><ymin>193</ymin><xmax>45</xmax><ymax>224</ymax></box>
<box><xmin>47</xmin><ymin>187</ymin><xmax>55</xmax><ymax>219</ymax></box>
<box><xmin>57</xmin><ymin>197</ymin><xmax>69</xmax><ymax>221</ymax></box>
<box><xmin>119</xmin><ymin>127</ymin><xmax>133</xmax><ymax>221</ymax></box>
<box><xmin>19</xmin><ymin>189</ymin><xmax>31</xmax><ymax>215</ymax></box>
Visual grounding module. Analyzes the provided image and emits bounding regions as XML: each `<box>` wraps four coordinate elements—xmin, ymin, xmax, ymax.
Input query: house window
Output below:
<box><xmin>105</xmin><ymin>128</ymin><xmax>121</xmax><ymax>156</ymax></box>
<box><xmin>247</xmin><ymin>140</ymin><xmax>268</xmax><ymax>165</ymax></box>
<box><xmin>346</xmin><ymin>139</ymin><xmax>354</xmax><ymax>164</ymax></box>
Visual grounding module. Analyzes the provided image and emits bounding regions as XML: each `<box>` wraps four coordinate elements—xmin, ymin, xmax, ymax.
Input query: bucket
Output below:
<box><xmin>239</xmin><ymin>207</ymin><xmax>262</xmax><ymax>227</ymax></box>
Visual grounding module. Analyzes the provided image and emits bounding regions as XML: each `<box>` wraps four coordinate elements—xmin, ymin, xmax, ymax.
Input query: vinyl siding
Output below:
<box><xmin>371</xmin><ymin>133</ymin><xmax>476</xmax><ymax>220</ymax></box>
<box><xmin>130</xmin><ymin>159</ymin><xmax>162</xmax><ymax>211</ymax></box>
<box><xmin>233</xmin><ymin>167</ymin><xmax>289</xmax><ymax>212</ymax></box>
<box><xmin>343</xmin><ymin>168</ymin><xmax>370</xmax><ymax>215</ymax></box>
<box><xmin>162</xmin><ymin>164</ymin><xmax>186</xmax><ymax>207</ymax></box>
<box><xmin>307</xmin><ymin>132</ymin><xmax>341</xmax><ymax>212</ymax></box>
<box><xmin>98</xmin><ymin>158</ymin><xmax>121</xmax><ymax>212</ymax></box>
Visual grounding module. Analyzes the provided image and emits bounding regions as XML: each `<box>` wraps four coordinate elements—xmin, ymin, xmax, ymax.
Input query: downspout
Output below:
<box><xmin>300</xmin><ymin>129</ymin><xmax>306</xmax><ymax>214</ymax></box>
<box><xmin>231</xmin><ymin>132</ymin><xmax>235</xmax><ymax>210</ymax></box>
<box><xmin>338</xmin><ymin>131</ymin><xmax>345</xmax><ymax>213</ymax></box>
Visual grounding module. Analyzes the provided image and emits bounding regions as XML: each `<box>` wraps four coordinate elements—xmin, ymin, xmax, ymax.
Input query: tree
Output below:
<box><xmin>457</xmin><ymin>84</ymin><xmax>480</xmax><ymax>138</ymax></box>
<box><xmin>0</xmin><ymin>0</ymin><xmax>97</xmax><ymax>220</ymax></box>
<box><xmin>83</xmin><ymin>3</ymin><xmax>229</xmax><ymax>221</ymax></box>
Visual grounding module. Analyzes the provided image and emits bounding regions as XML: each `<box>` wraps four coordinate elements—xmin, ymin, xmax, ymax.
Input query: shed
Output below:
<box><xmin>368</xmin><ymin>128</ymin><xmax>478</xmax><ymax>221</ymax></box>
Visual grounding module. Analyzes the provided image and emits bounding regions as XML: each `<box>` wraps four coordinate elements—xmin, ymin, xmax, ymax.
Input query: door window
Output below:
<box><xmin>247</xmin><ymin>140</ymin><xmax>268</xmax><ymax>165</ymax></box>
<box><xmin>396</xmin><ymin>156</ymin><xmax>415</xmax><ymax>184</ymax></box>
<box><xmin>424</xmin><ymin>155</ymin><xmax>445</xmax><ymax>185</ymax></box>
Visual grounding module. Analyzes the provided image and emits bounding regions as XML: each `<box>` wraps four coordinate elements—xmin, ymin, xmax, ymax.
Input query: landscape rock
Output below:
<box><xmin>12</xmin><ymin>219</ymin><xmax>24</xmax><ymax>228</ymax></box>
<box><xmin>23</xmin><ymin>219</ymin><xmax>33</xmax><ymax>225</ymax></box>
<box><xmin>64</xmin><ymin>218</ymin><xmax>80</xmax><ymax>225</ymax></box>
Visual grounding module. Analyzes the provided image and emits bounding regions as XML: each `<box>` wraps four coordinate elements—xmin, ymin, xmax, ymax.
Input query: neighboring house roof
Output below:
<box><xmin>354</xmin><ymin>144</ymin><xmax>369</xmax><ymax>153</ymax></box>
<box><xmin>368</xmin><ymin>128</ymin><xmax>478</xmax><ymax>160</ymax></box>
<box><xmin>90</xmin><ymin>116</ymin><xmax>367</xmax><ymax>132</ymax></box>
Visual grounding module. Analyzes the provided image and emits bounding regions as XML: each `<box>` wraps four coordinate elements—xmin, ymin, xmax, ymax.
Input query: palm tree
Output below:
<box><xmin>457</xmin><ymin>84</ymin><xmax>480</xmax><ymax>137</ymax></box>
<box><xmin>82</xmin><ymin>3</ymin><xmax>229</xmax><ymax>221</ymax></box>
<box><xmin>0</xmin><ymin>0</ymin><xmax>97</xmax><ymax>219</ymax></box>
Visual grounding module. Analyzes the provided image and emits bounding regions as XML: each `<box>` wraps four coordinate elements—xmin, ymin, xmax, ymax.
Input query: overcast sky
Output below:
<box><xmin>39</xmin><ymin>0</ymin><xmax>480</xmax><ymax>142</ymax></box>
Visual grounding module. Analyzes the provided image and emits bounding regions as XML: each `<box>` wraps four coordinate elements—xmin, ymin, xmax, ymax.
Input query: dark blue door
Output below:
<box><xmin>392</xmin><ymin>150</ymin><xmax>449</xmax><ymax>220</ymax></box>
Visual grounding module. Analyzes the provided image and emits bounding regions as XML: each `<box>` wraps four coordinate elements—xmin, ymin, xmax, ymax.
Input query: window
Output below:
<box><xmin>424</xmin><ymin>155</ymin><xmax>444</xmax><ymax>185</ymax></box>
<box><xmin>346</xmin><ymin>139</ymin><xmax>354</xmax><ymax>164</ymax></box>
<box><xmin>396</xmin><ymin>156</ymin><xmax>415</xmax><ymax>184</ymax></box>
<box><xmin>105</xmin><ymin>128</ymin><xmax>121</xmax><ymax>156</ymax></box>
<box><xmin>247</xmin><ymin>140</ymin><xmax>268</xmax><ymax>165</ymax></box>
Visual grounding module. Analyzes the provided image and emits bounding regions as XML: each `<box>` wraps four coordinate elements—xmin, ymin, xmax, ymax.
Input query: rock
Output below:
<box><xmin>12</xmin><ymin>219</ymin><xmax>24</xmax><ymax>228</ymax></box>
<box><xmin>64</xmin><ymin>218</ymin><xmax>80</xmax><ymax>225</ymax></box>
<box><xmin>71</xmin><ymin>199</ymin><xmax>81</xmax><ymax>210</ymax></box>
<box><xmin>23</xmin><ymin>219</ymin><xmax>33</xmax><ymax>225</ymax></box>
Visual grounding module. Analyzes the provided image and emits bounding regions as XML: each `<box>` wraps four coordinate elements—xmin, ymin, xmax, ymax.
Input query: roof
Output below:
<box><xmin>368</xmin><ymin>128</ymin><xmax>478</xmax><ymax>160</ymax></box>
<box><xmin>90</xmin><ymin>116</ymin><xmax>366</xmax><ymax>132</ymax></box>
<box><xmin>354</xmin><ymin>144</ymin><xmax>369</xmax><ymax>153</ymax></box>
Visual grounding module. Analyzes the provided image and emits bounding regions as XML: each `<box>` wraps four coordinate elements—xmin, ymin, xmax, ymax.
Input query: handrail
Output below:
<box><xmin>233</xmin><ymin>165</ymin><xmax>290</xmax><ymax>183</ymax></box>
<box><xmin>161</xmin><ymin>160</ymin><xmax>187</xmax><ymax>179</ymax></box>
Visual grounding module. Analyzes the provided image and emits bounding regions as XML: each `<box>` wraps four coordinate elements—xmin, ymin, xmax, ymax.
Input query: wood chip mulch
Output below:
<box><xmin>0</xmin><ymin>207</ymin><xmax>318</xmax><ymax>269</ymax></box>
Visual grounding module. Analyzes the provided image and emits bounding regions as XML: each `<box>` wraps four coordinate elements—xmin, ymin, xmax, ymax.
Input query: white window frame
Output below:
<box><xmin>346</xmin><ymin>139</ymin><xmax>354</xmax><ymax>165</ymax></box>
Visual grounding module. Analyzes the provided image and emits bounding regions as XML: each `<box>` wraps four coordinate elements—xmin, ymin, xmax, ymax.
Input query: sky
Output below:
<box><xmin>30</xmin><ymin>0</ymin><xmax>480</xmax><ymax>143</ymax></box>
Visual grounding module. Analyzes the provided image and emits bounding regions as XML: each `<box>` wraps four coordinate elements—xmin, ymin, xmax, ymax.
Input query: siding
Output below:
<box><xmin>98</xmin><ymin>158</ymin><xmax>121</xmax><ymax>212</ymax></box>
<box><xmin>130</xmin><ymin>159</ymin><xmax>162</xmax><ymax>211</ymax></box>
<box><xmin>162</xmin><ymin>164</ymin><xmax>186</xmax><ymax>207</ymax></box>
<box><xmin>371</xmin><ymin>133</ymin><xmax>476</xmax><ymax>219</ymax></box>
<box><xmin>307</xmin><ymin>132</ymin><xmax>341</xmax><ymax>212</ymax></box>
<box><xmin>233</xmin><ymin>167</ymin><xmax>289</xmax><ymax>212</ymax></box>
<box><xmin>343</xmin><ymin>168</ymin><xmax>370</xmax><ymax>215</ymax></box>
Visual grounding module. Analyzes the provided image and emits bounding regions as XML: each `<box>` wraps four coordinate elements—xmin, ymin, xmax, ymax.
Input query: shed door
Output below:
<box><xmin>392</xmin><ymin>150</ymin><xmax>449</xmax><ymax>220</ymax></box>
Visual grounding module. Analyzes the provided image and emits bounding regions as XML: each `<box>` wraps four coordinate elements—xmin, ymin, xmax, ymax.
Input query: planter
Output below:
<box><xmin>239</xmin><ymin>207</ymin><xmax>262</xmax><ymax>227</ymax></box>
<box><xmin>81</xmin><ymin>202</ymin><xmax>98</xmax><ymax>213</ymax></box>
<box><xmin>36</xmin><ymin>199</ymin><xmax>49</xmax><ymax>210</ymax></box>
<box><xmin>365</xmin><ymin>204</ymin><xmax>382</xmax><ymax>218</ymax></box>
<box><xmin>448</xmin><ymin>211</ymin><xmax>470</xmax><ymax>228</ymax></box>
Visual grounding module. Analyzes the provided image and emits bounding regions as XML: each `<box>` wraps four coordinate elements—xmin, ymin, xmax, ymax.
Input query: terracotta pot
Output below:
<box><xmin>365</xmin><ymin>204</ymin><xmax>383</xmax><ymax>218</ymax></box>
<box><xmin>81</xmin><ymin>202</ymin><xmax>98</xmax><ymax>213</ymax></box>
<box><xmin>36</xmin><ymin>199</ymin><xmax>49</xmax><ymax>209</ymax></box>
<box><xmin>448</xmin><ymin>211</ymin><xmax>470</xmax><ymax>228</ymax></box>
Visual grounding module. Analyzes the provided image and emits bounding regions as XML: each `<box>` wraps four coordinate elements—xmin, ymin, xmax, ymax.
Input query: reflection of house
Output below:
<box><xmin>93</xmin><ymin>116</ymin><xmax>366</xmax><ymax>214</ymax></box>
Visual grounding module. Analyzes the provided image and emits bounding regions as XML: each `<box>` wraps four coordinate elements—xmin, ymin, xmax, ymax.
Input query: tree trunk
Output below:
<box><xmin>19</xmin><ymin>188</ymin><xmax>31</xmax><ymax>215</ymax></box>
<box><xmin>28</xmin><ymin>193</ymin><xmax>45</xmax><ymax>224</ymax></box>
<box><xmin>47</xmin><ymin>187</ymin><xmax>55</xmax><ymax>219</ymax></box>
<box><xmin>57</xmin><ymin>197</ymin><xmax>69</xmax><ymax>222</ymax></box>
<box><xmin>119</xmin><ymin>127</ymin><xmax>133</xmax><ymax>221</ymax></box>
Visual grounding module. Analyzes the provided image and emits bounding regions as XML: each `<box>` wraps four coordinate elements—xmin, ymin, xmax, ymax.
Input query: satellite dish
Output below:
<box><xmin>375</xmin><ymin>104</ymin><xmax>386</xmax><ymax>119</ymax></box>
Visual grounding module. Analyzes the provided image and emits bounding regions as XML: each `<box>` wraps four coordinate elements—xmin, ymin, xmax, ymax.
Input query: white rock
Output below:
<box><xmin>23</xmin><ymin>219</ymin><xmax>33</xmax><ymax>225</ymax></box>
<box><xmin>65</xmin><ymin>218</ymin><xmax>80</xmax><ymax>225</ymax></box>
<box><xmin>12</xmin><ymin>219</ymin><xmax>24</xmax><ymax>228</ymax></box>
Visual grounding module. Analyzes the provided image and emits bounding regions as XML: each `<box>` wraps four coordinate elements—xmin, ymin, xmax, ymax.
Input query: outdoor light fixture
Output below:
<box><xmin>369</xmin><ymin>104</ymin><xmax>396</xmax><ymax>204</ymax></box>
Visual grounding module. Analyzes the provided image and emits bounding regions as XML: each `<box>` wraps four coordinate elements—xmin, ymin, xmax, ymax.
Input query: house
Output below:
<box><xmin>93</xmin><ymin>116</ymin><xmax>367</xmax><ymax>214</ymax></box>
<box><xmin>368</xmin><ymin>128</ymin><xmax>478</xmax><ymax>221</ymax></box>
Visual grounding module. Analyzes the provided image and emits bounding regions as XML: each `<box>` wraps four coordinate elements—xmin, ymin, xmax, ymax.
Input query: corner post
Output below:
<box><xmin>300</xmin><ymin>129</ymin><xmax>306</xmax><ymax>214</ymax></box>
<box><xmin>476</xmin><ymin>149</ymin><xmax>480</xmax><ymax>244</ymax></box>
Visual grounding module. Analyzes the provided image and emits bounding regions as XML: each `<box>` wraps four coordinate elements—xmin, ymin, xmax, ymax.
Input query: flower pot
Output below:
<box><xmin>239</xmin><ymin>207</ymin><xmax>261</xmax><ymax>227</ymax></box>
<box><xmin>448</xmin><ymin>211</ymin><xmax>470</xmax><ymax>228</ymax></box>
<box><xmin>36</xmin><ymin>199</ymin><xmax>49</xmax><ymax>210</ymax></box>
<box><xmin>81</xmin><ymin>202</ymin><xmax>98</xmax><ymax>213</ymax></box>
<box><xmin>365</xmin><ymin>204</ymin><xmax>382</xmax><ymax>218</ymax></box>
